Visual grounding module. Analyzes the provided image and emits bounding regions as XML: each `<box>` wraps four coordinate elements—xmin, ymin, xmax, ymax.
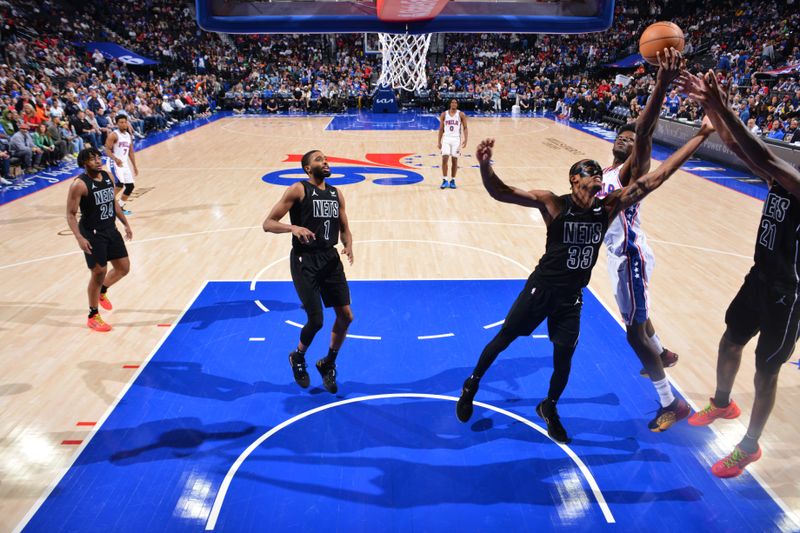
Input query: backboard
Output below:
<box><xmin>196</xmin><ymin>0</ymin><xmax>615</xmax><ymax>35</ymax></box>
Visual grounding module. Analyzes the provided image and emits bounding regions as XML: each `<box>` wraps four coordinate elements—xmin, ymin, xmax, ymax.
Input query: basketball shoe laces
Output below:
<box><xmin>92</xmin><ymin>315</ymin><xmax>108</xmax><ymax>325</ymax></box>
<box><xmin>723</xmin><ymin>447</ymin><xmax>746</xmax><ymax>467</ymax></box>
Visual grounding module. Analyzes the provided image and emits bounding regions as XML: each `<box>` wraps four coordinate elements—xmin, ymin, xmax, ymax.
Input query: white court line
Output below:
<box><xmin>483</xmin><ymin>319</ymin><xmax>505</xmax><ymax>329</ymax></box>
<box><xmin>346</xmin><ymin>334</ymin><xmax>381</xmax><ymax>340</ymax></box>
<box><xmin>285</xmin><ymin>320</ymin><xmax>303</xmax><ymax>328</ymax></box>
<box><xmin>417</xmin><ymin>333</ymin><xmax>455</xmax><ymax>340</ymax></box>
<box><xmin>13</xmin><ymin>281</ymin><xmax>210</xmax><ymax>533</ymax></box>
<box><xmin>532</xmin><ymin>335</ymin><xmax>548</xmax><ymax>339</ymax></box>
<box><xmin>203</xmin><ymin>393</ymin><xmax>615</xmax><ymax>530</ymax></box>
<box><xmin>254</xmin><ymin>300</ymin><xmax>270</xmax><ymax>313</ymax></box>
<box><xmin>249</xmin><ymin>337</ymin><xmax>265</xmax><ymax>342</ymax></box>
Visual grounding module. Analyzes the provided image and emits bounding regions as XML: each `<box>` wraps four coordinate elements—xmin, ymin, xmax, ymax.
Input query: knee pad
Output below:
<box><xmin>123</xmin><ymin>183</ymin><xmax>135</xmax><ymax>196</ymax></box>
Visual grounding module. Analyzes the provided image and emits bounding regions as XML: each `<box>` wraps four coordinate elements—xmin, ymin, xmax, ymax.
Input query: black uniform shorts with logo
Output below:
<box><xmin>80</xmin><ymin>225</ymin><xmax>128</xmax><ymax>269</ymax></box>
<box><xmin>725</xmin><ymin>269</ymin><xmax>800</xmax><ymax>374</ymax></box>
<box><xmin>501</xmin><ymin>275</ymin><xmax>583</xmax><ymax>347</ymax></box>
<box><xmin>290</xmin><ymin>247</ymin><xmax>351</xmax><ymax>313</ymax></box>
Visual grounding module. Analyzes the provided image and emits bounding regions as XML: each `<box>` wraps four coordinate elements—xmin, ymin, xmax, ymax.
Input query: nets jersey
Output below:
<box><xmin>78</xmin><ymin>171</ymin><xmax>117</xmax><ymax>232</ymax></box>
<box><xmin>442</xmin><ymin>110</ymin><xmax>462</xmax><ymax>140</ymax></box>
<box><xmin>530</xmin><ymin>195</ymin><xmax>610</xmax><ymax>290</ymax></box>
<box><xmin>112</xmin><ymin>129</ymin><xmax>132</xmax><ymax>164</ymax></box>
<box><xmin>289</xmin><ymin>180</ymin><xmax>341</xmax><ymax>252</ymax></box>
<box><xmin>755</xmin><ymin>182</ymin><xmax>800</xmax><ymax>288</ymax></box>
<box><xmin>596</xmin><ymin>164</ymin><xmax>650</xmax><ymax>257</ymax></box>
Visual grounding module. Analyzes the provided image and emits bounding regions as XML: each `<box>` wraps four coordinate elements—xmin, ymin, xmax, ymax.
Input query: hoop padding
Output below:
<box><xmin>377</xmin><ymin>33</ymin><xmax>432</xmax><ymax>92</ymax></box>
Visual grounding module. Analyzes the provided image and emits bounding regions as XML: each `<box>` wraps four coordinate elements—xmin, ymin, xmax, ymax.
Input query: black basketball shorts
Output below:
<box><xmin>725</xmin><ymin>269</ymin><xmax>800</xmax><ymax>374</ymax></box>
<box><xmin>80</xmin><ymin>225</ymin><xmax>128</xmax><ymax>269</ymax></box>
<box><xmin>501</xmin><ymin>276</ymin><xmax>583</xmax><ymax>347</ymax></box>
<box><xmin>290</xmin><ymin>247</ymin><xmax>351</xmax><ymax>314</ymax></box>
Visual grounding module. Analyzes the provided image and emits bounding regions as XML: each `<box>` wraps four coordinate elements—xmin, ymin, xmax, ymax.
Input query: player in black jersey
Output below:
<box><xmin>456</xmin><ymin>124</ymin><xmax>714</xmax><ymax>443</ymax></box>
<box><xmin>263</xmin><ymin>150</ymin><xmax>354</xmax><ymax>394</ymax></box>
<box><xmin>65</xmin><ymin>147</ymin><xmax>132</xmax><ymax>332</ymax></box>
<box><xmin>679</xmin><ymin>70</ymin><xmax>800</xmax><ymax>478</ymax></box>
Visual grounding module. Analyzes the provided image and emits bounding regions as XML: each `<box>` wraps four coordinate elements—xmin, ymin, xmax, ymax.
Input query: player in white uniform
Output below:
<box><xmin>438</xmin><ymin>99</ymin><xmax>468</xmax><ymax>189</ymax></box>
<box><xmin>595</xmin><ymin>48</ymin><xmax>687</xmax><ymax>432</ymax></box>
<box><xmin>104</xmin><ymin>115</ymin><xmax>139</xmax><ymax>215</ymax></box>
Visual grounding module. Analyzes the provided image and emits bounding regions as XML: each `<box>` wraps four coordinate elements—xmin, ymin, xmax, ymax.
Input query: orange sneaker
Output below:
<box><xmin>712</xmin><ymin>445</ymin><xmax>761</xmax><ymax>478</ymax></box>
<box><xmin>87</xmin><ymin>314</ymin><xmax>112</xmax><ymax>332</ymax></box>
<box><xmin>688</xmin><ymin>398</ymin><xmax>741</xmax><ymax>426</ymax></box>
<box><xmin>99</xmin><ymin>293</ymin><xmax>113</xmax><ymax>311</ymax></box>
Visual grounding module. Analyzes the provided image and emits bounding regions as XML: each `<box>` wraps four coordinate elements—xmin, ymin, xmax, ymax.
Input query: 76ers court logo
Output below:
<box><xmin>262</xmin><ymin>154</ymin><xmax>424</xmax><ymax>187</ymax></box>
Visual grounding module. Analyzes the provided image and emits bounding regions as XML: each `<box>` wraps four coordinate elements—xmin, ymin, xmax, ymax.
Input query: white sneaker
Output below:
<box><xmin>0</xmin><ymin>177</ymin><xmax>12</xmax><ymax>185</ymax></box>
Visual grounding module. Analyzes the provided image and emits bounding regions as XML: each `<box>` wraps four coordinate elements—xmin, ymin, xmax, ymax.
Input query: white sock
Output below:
<box><xmin>653</xmin><ymin>377</ymin><xmax>675</xmax><ymax>407</ymax></box>
<box><xmin>118</xmin><ymin>199</ymin><xmax>126</xmax><ymax>208</ymax></box>
<box><xmin>647</xmin><ymin>332</ymin><xmax>664</xmax><ymax>355</ymax></box>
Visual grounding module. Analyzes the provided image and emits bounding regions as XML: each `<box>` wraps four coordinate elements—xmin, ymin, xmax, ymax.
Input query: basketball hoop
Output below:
<box><xmin>376</xmin><ymin>33</ymin><xmax>432</xmax><ymax>92</ymax></box>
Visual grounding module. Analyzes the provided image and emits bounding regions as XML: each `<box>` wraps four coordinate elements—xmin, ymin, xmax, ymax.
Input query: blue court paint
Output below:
<box><xmin>24</xmin><ymin>280</ymin><xmax>791</xmax><ymax>532</ymax></box>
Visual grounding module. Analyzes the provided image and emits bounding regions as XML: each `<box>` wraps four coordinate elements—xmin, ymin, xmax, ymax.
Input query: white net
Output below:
<box><xmin>376</xmin><ymin>33</ymin><xmax>432</xmax><ymax>92</ymax></box>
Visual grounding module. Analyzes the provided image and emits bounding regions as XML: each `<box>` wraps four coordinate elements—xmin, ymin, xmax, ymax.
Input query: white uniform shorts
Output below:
<box><xmin>110</xmin><ymin>162</ymin><xmax>135</xmax><ymax>185</ymax></box>
<box><xmin>441</xmin><ymin>138</ymin><xmax>461</xmax><ymax>157</ymax></box>
<box><xmin>606</xmin><ymin>241</ymin><xmax>655</xmax><ymax>325</ymax></box>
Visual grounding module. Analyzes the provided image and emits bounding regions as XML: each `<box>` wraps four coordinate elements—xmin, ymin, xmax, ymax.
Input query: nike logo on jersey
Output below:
<box><xmin>331</xmin><ymin>191</ymin><xmax>337</xmax><ymax>197</ymax></box>
<box><xmin>593</xmin><ymin>207</ymin><xmax>602</xmax><ymax>213</ymax></box>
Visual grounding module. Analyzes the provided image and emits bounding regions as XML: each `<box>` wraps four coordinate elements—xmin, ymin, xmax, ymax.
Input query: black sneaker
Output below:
<box><xmin>316</xmin><ymin>359</ymin><xmax>338</xmax><ymax>394</ymax></box>
<box><xmin>289</xmin><ymin>352</ymin><xmax>309</xmax><ymax>388</ymax></box>
<box><xmin>536</xmin><ymin>400</ymin><xmax>571</xmax><ymax>444</ymax></box>
<box><xmin>456</xmin><ymin>376</ymin><xmax>480</xmax><ymax>422</ymax></box>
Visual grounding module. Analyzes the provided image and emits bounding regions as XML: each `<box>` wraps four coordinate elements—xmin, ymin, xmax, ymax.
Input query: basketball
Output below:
<box><xmin>639</xmin><ymin>21</ymin><xmax>685</xmax><ymax>65</ymax></box>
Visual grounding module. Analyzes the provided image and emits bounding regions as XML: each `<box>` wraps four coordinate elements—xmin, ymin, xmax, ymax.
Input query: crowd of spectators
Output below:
<box><xmin>1</xmin><ymin>0</ymin><xmax>799</xmax><ymax>186</ymax></box>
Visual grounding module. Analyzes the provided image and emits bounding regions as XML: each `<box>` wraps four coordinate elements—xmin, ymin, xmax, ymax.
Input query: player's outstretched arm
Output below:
<box><xmin>608</xmin><ymin>117</ymin><xmax>714</xmax><ymax>216</ymax></box>
<box><xmin>476</xmin><ymin>138</ymin><xmax>559</xmax><ymax>217</ymax></box>
<box><xmin>620</xmin><ymin>48</ymin><xmax>684</xmax><ymax>185</ymax></box>
<box><xmin>679</xmin><ymin>69</ymin><xmax>800</xmax><ymax>198</ymax></box>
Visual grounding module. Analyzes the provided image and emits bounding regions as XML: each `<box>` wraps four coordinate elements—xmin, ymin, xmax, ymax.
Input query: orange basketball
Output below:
<box><xmin>639</xmin><ymin>21</ymin><xmax>685</xmax><ymax>65</ymax></box>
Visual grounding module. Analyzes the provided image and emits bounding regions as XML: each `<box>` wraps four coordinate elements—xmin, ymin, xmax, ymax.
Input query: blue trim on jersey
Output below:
<box><xmin>623</xmin><ymin>204</ymin><xmax>648</xmax><ymax>324</ymax></box>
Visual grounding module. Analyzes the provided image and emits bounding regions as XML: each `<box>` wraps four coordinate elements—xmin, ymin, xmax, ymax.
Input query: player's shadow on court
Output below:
<box><xmin>137</xmin><ymin>361</ymin><xmax>298</xmax><ymax>400</ymax></box>
<box><xmin>73</xmin><ymin>418</ymin><xmax>258</xmax><ymax>465</ymax></box>
<box><xmin>179</xmin><ymin>299</ymin><xmax>299</xmax><ymax>329</ymax></box>
<box><xmin>237</xmin><ymin>453</ymin><xmax>702</xmax><ymax>508</ymax></box>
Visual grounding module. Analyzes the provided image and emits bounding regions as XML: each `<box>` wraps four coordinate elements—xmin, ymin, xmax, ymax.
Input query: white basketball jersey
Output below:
<box><xmin>112</xmin><ymin>129</ymin><xmax>132</xmax><ymax>163</ymax></box>
<box><xmin>442</xmin><ymin>110</ymin><xmax>462</xmax><ymax>140</ymax></box>
<box><xmin>597</xmin><ymin>164</ymin><xmax>649</xmax><ymax>256</ymax></box>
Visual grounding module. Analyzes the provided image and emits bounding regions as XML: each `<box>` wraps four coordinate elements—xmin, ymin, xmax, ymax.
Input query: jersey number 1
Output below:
<box><xmin>323</xmin><ymin>220</ymin><xmax>331</xmax><ymax>241</ymax></box>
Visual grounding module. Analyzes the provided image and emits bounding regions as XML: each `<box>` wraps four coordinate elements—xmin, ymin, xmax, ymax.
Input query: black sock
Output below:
<box><xmin>739</xmin><ymin>434</ymin><xmax>759</xmax><ymax>454</ymax></box>
<box><xmin>324</xmin><ymin>348</ymin><xmax>339</xmax><ymax>365</ymax></box>
<box><xmin>540</xmin><ymin>398</ymin><xmax>557</xmax><ymax>416</ymax></box>
<box><xmin>713</xmin><ymin>390</ymin><xmax>730</xmax><ymax>408</ymax></box>
<box><xmin>292</xmin><ymin>347</ymin><xmax>306</xmax><ymax>360</ymax></box>
<box><xmin>88</xmin><ymin>307</ymin><xmax>99</xmax><ymax>318</ymax></box>
<box><xmin>100</xmin><ymin>285</ymin><xmax>108</xmax><ymax>294</ymax></box>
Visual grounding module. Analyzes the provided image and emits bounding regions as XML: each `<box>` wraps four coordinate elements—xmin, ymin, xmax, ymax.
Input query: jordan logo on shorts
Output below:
<box><xmin>776</xmin><ymin>295</ymin><xmax>788</xmax><ymax>305</ymax></box>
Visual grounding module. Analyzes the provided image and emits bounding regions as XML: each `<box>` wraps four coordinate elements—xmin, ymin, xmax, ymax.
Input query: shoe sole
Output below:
<box><xmin>649</xmin><ymin>406</ymin><xmax>691</xmax><ymax>432</ymax></box>
<box><xmin>87</xmin><ymin>323</ymin><xmax>112</xmax><ymax>332</ymax></box>
<box><xmin>456</xmin><ymin>398</ymin><xmax>473</xmax><ymax>422</ymax></box>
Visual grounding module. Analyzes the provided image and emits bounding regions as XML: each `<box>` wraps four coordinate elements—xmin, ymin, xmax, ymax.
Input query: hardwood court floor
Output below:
<box><xmin>0</xmin><ymin>115</ymin><xmax>798</xmax><ymax>530</ymax></box>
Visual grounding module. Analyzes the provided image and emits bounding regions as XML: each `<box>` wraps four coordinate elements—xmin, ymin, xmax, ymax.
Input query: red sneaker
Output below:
<box><xmin>640</xmin><ymin>349</ymin><xmax>679</xmax><ymax>377</ymax></box>
<box><xmin>99</xmin><ymin>293</ymin><xmax>113</xmax><ymax>311</ymax></box>
<box><xmin>87</xmin><ymin>314</ymin><xmax>112</xmax><ymax>332</ymax></box>
<box><xmin>688</xmin><ymin>398</ymin><xmax>741</xmax><ymax>426</ymax></box>
<box><xmin>712</xmin><ymin>445</ymin><xmax>761</xmax><ymax>478</ymax></box>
